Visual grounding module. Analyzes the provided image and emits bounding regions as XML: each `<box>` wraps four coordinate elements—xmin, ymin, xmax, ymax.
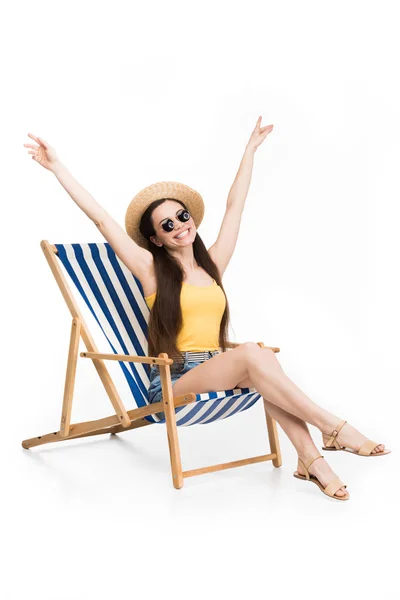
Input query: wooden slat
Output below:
<box><xmin>22</xmin><ymin>391</ymin><xmax>197</xmax><ymax>449</ymax></box>
<box><xmin>183</xmin><ymin>453</ymin><xmax>277</xmax><ymax>478</ymax></box>
<box><xmin>158</xmin><ymin>354</ymin><xmax>184</xmax><ymax>489</ymax></box>
<box><xmin>226</xmin><ymin>341</ymin><xmax>280</xmax><ymax>352</ymax></box>
<box><xmin>22</xmin><ymin>418</ymin><xmax>152</xmax><ymax>448</ymax></box>
<box><xmin>60</xmin><ymin>317</ymin><xmax>81</xmax><ymax>436</ymax></box>
<box><xmin>80</xmin><ymin>351</ymin><xmax>173</xmax><ymax>366</ymax></box>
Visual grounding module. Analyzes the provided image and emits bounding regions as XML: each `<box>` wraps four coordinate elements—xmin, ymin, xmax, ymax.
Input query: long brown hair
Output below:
<box><xmin>139</xmin><ymin>198</ymin><xmax>231</xmax><ymax>360</ymax></box>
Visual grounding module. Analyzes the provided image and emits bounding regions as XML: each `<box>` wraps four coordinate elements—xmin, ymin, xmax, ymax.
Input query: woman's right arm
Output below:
<box><xmin>24</xmin><ymin>133</ymin><xmax>153</xmax><ymax>280</ymax></box>
<box><xmin>52</xmin><ymin>161</ymin><xmax>154</xmax><ymax>279</ymax></box>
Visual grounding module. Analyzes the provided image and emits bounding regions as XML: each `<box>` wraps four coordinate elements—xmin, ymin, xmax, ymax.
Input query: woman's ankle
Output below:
<box><xmin>316</xmin><ymin>412</ymin><xmax>343</xmax><ymax>435</ymax></box>
<box><xmin>296</xmin><ymin>443</ymin><xmax>319</xmax><ymax>462</ymax></box>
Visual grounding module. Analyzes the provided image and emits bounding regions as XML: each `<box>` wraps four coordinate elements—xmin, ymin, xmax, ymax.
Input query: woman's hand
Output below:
<box><xmin>247</xmin><ymin>116</ymin><xmax>273</xmax><ymax>152</ymax></box>
<box><xmin>23</xmin><ymin>133</ymin><xmax>61</xmax><ymax>172</ymax></box>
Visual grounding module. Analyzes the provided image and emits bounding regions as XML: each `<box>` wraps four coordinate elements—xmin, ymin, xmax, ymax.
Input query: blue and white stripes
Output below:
<box><xmin>54</xmin><ymin>242</ymin><xmax>262</xmax><ymax>425</ymax></box>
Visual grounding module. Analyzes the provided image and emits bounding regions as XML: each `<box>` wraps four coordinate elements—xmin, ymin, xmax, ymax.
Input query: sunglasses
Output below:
<box><xmin>161</xmin><ymin>208</ymin><xmax>191</xmax><ymax>233</ymax></box>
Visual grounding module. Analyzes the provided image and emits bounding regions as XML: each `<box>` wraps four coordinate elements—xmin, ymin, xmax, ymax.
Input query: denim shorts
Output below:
<box><xmin>148</xmin><ymin>350</ymin><xmax>221</xmax><ymax>420</ymax></box>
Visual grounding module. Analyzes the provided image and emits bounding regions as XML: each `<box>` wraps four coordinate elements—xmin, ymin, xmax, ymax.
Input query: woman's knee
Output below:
<box><xmin>237</xmin><ymin>342</ymin><xmax>262</xmax><ymax>373</ymax></box>
<box><xmin>240</xmin><ymin>342</ymin><xmax>281</xmax><ymax>372</ymax></box>
<box><xmin>240</xmin><ymin>341</ymin><xmax>263</xmax><ymax>360</ymax></box>
<box><xmin>262</xmin><ymin>346</ymin><xmax>283</xmax><ymax>369</ymax></box>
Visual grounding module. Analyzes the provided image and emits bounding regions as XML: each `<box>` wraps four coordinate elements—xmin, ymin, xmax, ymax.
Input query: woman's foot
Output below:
<box><xmin>297</xmin><ymin>453</ymin><xmax>349</xmax><ymax>498</ymax></box>
<box><xmin>322</xmin><ymin>420</ymin><xmax>386</xmax><ymax>454</ymax></box>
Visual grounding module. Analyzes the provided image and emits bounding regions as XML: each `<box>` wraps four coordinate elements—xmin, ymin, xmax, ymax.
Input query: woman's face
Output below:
<box><xmin>150</xmin><ymin>200</ymin><xmax>196</xmax><ymax>248</ymax></box>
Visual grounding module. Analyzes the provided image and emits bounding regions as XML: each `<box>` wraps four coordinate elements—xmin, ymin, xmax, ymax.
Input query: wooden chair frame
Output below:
<box><xmin>22</xmin><ymin>240</ymin><xmax>282</xmax><ymax>489</ymax></box>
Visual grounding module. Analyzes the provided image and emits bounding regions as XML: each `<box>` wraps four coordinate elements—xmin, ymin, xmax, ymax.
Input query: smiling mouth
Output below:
<box><xmin>174</xmin><ymin>227</ymin><xmax>191</xmax><ymax>239</ymax></box>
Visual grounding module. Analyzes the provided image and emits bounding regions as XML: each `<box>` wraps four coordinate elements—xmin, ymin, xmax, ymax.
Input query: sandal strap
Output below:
<box><xmin>297</xmin><ymin>457</ymin><xmax>310</xmax><ymax>480</ymax></box>
<box><xmin>324</xmin><ymin>476</ymin><xmax>347</xmax><ymax>498</ymax></box>
<box><xmin>325</xmin><ymin>420</ymin><xmax>347</xmax><ymax>447</ymax></box>
<box><xmin>304</xmin><ymin>454</ymin><xmax>324</xmax><ymax>472</ymax></box>
<box><xmin>358</xmin><ymin>439</ymin><xmax>380</xmax><ymax>456</ymax></box>
<box><xmin>298</xmin><ymin>455</ymin><xmax>323</xmax><ymax>480</ymax></box>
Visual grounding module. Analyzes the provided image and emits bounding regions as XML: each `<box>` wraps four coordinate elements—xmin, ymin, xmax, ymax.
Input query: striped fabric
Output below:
<box><xmin>54</xmin><ymin>242</ymin><xmax>262</xmax><ymax>425</ymax></box>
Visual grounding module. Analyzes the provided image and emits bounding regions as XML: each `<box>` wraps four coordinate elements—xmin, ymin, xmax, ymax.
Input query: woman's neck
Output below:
<box><xmin>168</xmin><ymin>245</ymin><xmax>198</xmax><ymax>275</ymax></box>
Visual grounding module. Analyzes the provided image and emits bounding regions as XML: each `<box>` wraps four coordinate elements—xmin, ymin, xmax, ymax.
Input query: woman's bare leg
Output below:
<box><xmin>263</xmin><ymin>398</ymin><xmax>348</xmax><ymax>496</ymax></box>
<box><xmin>237</xmin><ymin>367</ymin><xmax>348</xmax><ymax>497</ymax></box>
<box><xmin>244</xmin><ymin>346</ymin><xmax>386</xmax><ymax>454</ymax></box>
<box><xmin>171</xmin><ymin>343</ymin><xmax>386</xmax><ymax>454</ymax></box>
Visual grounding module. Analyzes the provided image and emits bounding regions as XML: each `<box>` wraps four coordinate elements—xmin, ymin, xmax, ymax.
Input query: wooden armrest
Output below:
<box><xmin>81</xmin><ymin>344</ymin><xmax>280</xmax><ymax>366</ymax></box>
<box><xmin>226</xmin><ymin>341</ymin><xmax>280</xmax><ymax>353</ymax></box>
<box><xmin>80</xmin><ymin>351</ymin><xmax>174</xmax><ymax>366</ymax></box>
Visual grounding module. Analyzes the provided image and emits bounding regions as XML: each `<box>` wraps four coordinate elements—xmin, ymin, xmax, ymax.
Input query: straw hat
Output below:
<box><xmin>125</xmin><ymin>181</ymin><xmax>205</xmax><ymax>249</ymax></box>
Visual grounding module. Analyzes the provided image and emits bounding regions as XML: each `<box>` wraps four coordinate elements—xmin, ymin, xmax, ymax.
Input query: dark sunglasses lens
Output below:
<box><xmin>161</xmin><ymin>210</ymin><xmax>191</xmax><ymax>232</ymax></box>
<box><xmin>178</xmin><ymin>210</ymin><xmax>190</xmax><ymax>222</ymax></box>
<box><xmin>162</xmin><ymin>219</ymin><xmax>175</xmax><ymax>232</ymax></box>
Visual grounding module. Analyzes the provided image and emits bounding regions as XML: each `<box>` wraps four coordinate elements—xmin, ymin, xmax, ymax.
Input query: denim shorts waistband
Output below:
<box><xmin>172</xmin><ymin>349</ymin><xmax>220</xmax><ymax>364</ymax></box>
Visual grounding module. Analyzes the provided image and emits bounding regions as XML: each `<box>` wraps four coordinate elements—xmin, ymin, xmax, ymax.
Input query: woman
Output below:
<box><xmin>24</xmin><ymin>117</ymin><xmax>390</xmax><ymax>501</ymax></box>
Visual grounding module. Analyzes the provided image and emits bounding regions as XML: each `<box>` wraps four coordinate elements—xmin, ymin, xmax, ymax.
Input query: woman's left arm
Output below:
<box><xmin>208</xmin><ymin>116</ymin><xmax>273</xmax><ymax>276</ymax></box>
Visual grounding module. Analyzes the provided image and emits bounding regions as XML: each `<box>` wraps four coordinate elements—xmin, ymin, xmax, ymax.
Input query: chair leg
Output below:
<box><xmin>264</xmin><ymin>408</ymin><xmax>282</xmax><ymax>467</ymax></box>
<box><xmin>158</xmin><ymin>355</ymin><xmax>184</xmax><ymax>489</ymax></box>
<box><xmin>60</xmin><ymin>318</ymin><xmax>81</xmax><ymax>436</ymax></box>
<box><xmin>256</xmin><ymin>341</ymin><xmax>282</xmax><ymax>468</ymax></box>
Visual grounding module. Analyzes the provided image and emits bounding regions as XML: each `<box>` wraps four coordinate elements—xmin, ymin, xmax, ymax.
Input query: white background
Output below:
<box><xmin>2</xmin><ymin>1</ymin><xmax>399</xmax><ymax>598</ymax></box>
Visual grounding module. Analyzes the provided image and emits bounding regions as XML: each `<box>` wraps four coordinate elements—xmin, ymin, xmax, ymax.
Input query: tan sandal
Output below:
<box><xmin>322</xmin><ymin>420</ymin><xmax>391</xmax><ymax>456</ymax></box>
<box><xmin>293</xmin><ymin>454</ymin><xmax>350</xmax><ymax>501</ymax></box>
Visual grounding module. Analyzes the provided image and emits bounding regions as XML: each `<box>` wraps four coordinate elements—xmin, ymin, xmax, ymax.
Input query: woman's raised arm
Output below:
<box><xmin>23</xmin><ymin>133</ymin><xmax>153</xmax><ymax>280</ymax></box>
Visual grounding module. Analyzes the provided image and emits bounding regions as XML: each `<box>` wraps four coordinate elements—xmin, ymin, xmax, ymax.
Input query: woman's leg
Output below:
<box><xmin>172</xmin><ymin>343</ymin><xmax>385</xmax><ymax>454</ymax></box>
<box><xmin>237</xmin><ymin>361</ymin><xmax>348</xmax><ymax>496</ymax></box>
<box><xmin>238</xmin><ymin>348</ymin><xmax>385</xmax><ymax>454</ymax></box>
<box><xmin>262</xmin><ymin>397</ymin><xmax>348</xmax><ymax>496</ymax></box>
<box><xmin>172</xmin><ymin>343</ymin><xmax>335</xmax><ymax>427</ymax></box>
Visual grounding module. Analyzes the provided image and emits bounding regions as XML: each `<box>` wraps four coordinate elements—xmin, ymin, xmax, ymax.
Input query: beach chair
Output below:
<box><xmin>22</xmin><ymin>240</ymin><xmax>282</xmax><ymax>488</ymax></box>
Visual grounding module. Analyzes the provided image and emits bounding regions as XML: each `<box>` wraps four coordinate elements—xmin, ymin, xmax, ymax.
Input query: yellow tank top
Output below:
<box><xmin>144</xmin><ymin>279</ymin><xmax>226</xmax><ymax>352</ymax></box>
